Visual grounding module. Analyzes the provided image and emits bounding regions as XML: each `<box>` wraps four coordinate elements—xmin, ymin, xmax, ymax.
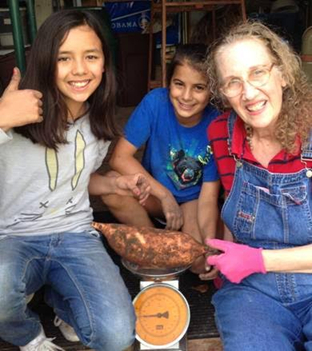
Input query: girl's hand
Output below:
<box><xmin>191</xmin><ymin>253</ymin><xmax>218</xmax><ymax>280</ymax></box>
<box><xmin>0</xmin><ymin>68</ymin><xmax>43</xmax><ymax>131</ymax></box>
<box><xmin>160</xmin><ymin>194</ymin><xmax>183</xmax><ymax>230</ymax></box>
<box><xmin>199</xmin><ymin>254</ymin><xmax>219</xmax><ymax>280</ymax></box>
<box><xmin>199</xmin><ymin>267</ymin><xmax>219</xmax><ymax>281</ymax></box>
<box><xmin>115</xmin><ymin>173</ymin><xmax>150</xmax><ymax>204</ymax></box>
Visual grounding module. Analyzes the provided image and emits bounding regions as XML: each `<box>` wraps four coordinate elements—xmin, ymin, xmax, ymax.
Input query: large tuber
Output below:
<box><xmin>92</xmin><ymin>222</ymin><xmax>210</xmax><ymax>268</ymax></box>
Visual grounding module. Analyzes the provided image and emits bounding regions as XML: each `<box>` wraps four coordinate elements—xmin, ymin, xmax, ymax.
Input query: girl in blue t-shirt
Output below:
<box><xmin>102</xmin><ymin>44</ymin><xmax>221</xmax><ymax>279</ymax></box>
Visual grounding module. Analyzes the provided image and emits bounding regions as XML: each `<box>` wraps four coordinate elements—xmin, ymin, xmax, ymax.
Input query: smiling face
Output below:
<box><xmin>169</xmin><ymin>62</ymin><xmax>210</xmax><ymax>127</ymax></box>
<box><xmin>56</xmin><ymin>25</ymin><xmax>105</xmax><ymax>119</ymax></box>
<box><xmin>216</xmin><ymin>39</ymin><xmax>286</xmax><ymax>133</ymax></box>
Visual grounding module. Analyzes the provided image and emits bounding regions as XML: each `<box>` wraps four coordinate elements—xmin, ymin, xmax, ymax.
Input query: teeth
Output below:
<box><xmin>69</xmin><ymin>81</ymin><xmax>89</xmax><ymax>88</ymax></box>
<box><xmin>247</xmin><ymin>101</ymin><xmax>265</xmax><ymax>112</ymax></box>
<box><xmin>180</xmin><ymin>103</ymin><xmax>193</xmax><ymax>109</ymax></box>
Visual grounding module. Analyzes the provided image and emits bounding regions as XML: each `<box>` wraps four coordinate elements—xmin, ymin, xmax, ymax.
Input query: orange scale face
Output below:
<box><xmin>134</xmin><ymin>284</ymin><xmax>190</xmax><ymax>347</ymax></box>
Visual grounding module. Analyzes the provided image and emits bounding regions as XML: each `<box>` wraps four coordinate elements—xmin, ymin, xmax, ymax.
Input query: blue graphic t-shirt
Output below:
<box><xmin>125</xmin><ymin>88</ymin><xmax>220</xmax><ymax>203</ymax></box>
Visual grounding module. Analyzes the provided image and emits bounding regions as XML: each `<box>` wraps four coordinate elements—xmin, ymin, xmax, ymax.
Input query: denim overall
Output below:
<box><xmin>212</xmin><ymin>112</ymin><xmax>312</xmax><ymax>351</ymax></box>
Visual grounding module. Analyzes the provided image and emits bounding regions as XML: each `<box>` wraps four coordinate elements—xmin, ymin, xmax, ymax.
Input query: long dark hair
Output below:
<box><xmin>166</xmin><ymin>43</ymin><xmax>208</xmax><ymax>86</ymax></box>
<box><xmin>15</xmin><ymin>9</ymin><xmax>119</xmax><ymax>149</ymax></box>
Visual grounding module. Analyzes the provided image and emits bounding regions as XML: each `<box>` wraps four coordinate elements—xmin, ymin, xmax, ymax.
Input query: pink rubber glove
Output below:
<box><xmin>206</xmin><ymin>239</ymin><xmax>266</xmax><ymax>284</ymax></box>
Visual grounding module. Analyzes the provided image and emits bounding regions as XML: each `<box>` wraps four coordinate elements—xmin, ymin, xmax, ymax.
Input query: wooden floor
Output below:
<box><xmin>121</xmin><ymin>338</ymin><xmax>223</xmax><ymax>351</ymax></box>
<box><xmin>189</xmin><ymin>338</ymin><xmax>223</xmax><ymax>351</ymax></box>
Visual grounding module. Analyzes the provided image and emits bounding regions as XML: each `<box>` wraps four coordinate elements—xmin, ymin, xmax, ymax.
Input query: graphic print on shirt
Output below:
<box><xmin>45</xmin><ymin>130</ymin><xmax>86</xmax><ymax>193</ymax></box>
<box><xmin>7</xmin><ymin>129</ymin><xmax>88</xmax><ymax>228</ymax></box>
<box><xmin>14</xmin><ymin>129</ymin><xmax>87</xmax><ymax>224</ymax></box>
<box><xmin>71</xmin><ymin>130</ymin><xmax>86</xmax><ymax>190</ymax></box>
<box><xmin>167</xmin><ymin>144</ymin><xmax>212</xmax><ymax>190</ymax></box>
<box><xmin>46</xmin><ymin>147</ymin><xmax>59</xmax><ymax>191</ymax></box>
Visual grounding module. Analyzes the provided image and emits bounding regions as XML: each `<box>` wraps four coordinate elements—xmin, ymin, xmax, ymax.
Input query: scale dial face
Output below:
<box><xmin>133</xmin><ymin>283</ymin><xmax>190</xmax><ymax>347</ymax></box>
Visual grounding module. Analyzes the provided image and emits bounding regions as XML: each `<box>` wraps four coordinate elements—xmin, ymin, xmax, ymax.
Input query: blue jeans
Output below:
<box><xmin>213</xmin><ymin>274</ymin><xmax>312</xmax><ymax>351</ymax></box>
<box><xmin>0</xmin><ymin>231</ymin><xmax>136</xmax><ymax>350</ymax></box>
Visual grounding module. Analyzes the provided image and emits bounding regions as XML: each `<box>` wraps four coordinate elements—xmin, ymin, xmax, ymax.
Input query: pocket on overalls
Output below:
<box><xmin>232</xmin><ymin>181</ymin><xmax>258</xmax><ymax>241</ymax></box>
<box><xmin>232</xmin><ymin>181</ymin><xmax>312</xmax><ymax>244</ymax></box>
<box><xmin>281</xmin><ymin>184</ymin><xmax>307</xmax><ymax>204</ymax></box>
<box><xmin>281</xmin><ymin>184</ymin><xmax>312</xmax><ymax>243</ymax></box>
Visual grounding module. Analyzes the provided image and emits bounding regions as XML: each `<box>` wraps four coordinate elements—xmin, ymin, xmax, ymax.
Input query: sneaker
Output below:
<box><xmin>20</xmin><ymin>326</ymin><xmax>64</xmax><ymax>351</ymax></box>
<box><xmin>53</xmin><ymin>316</ymin><xmax>79</xmax><ymax>342</ymax></box>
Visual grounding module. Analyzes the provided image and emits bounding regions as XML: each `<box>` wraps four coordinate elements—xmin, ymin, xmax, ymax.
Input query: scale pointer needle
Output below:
<box><xmin>142</xmin><ymin>311</ymin><xmax>169</xmax><ymax>319</ymax></box>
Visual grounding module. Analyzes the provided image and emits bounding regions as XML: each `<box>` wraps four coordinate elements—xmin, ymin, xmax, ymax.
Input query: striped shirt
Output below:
<box><xmin>208</xmin><ymin>111</ymin><xmax>312</xmax><ymax>195</ymax></box>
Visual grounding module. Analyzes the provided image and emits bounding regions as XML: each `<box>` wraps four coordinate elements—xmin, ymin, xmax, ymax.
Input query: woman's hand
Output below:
<box><xmin>206</xmin><ymin>239</ymin><xmax>266</xmax><ymax>283</ymax></box>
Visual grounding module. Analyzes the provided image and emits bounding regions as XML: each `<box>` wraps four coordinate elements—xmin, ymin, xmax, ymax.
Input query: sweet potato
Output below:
<box><xmin>92</xmin><ymin>222</ymin><xmax>210</xmax><ymax>268</ymax></box>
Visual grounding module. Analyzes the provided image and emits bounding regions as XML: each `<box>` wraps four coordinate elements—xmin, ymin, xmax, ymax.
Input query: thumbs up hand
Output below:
<box><xmin>0</xmin><ymin>67</ymin><xmax>43</xmax><ymax>131</ymax></box>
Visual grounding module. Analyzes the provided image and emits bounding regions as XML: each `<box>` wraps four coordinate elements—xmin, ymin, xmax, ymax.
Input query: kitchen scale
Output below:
<box><xmin>122</xmin><ymin>260</ymin><xmax>190</xmax><ymax>351</ymax></box>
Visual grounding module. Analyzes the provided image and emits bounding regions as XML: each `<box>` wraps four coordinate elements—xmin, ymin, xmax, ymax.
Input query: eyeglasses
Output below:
<box><xmin>220</xmin><ymin>63</ymin><xmax>275</xmax><ymax>98</ymax></box>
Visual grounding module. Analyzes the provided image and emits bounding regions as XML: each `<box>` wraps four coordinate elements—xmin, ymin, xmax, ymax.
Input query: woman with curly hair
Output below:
<box><xmin>205</xmin><ymin>21</ymin><xmax>312</xmax><ymax>350</ymax></box>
